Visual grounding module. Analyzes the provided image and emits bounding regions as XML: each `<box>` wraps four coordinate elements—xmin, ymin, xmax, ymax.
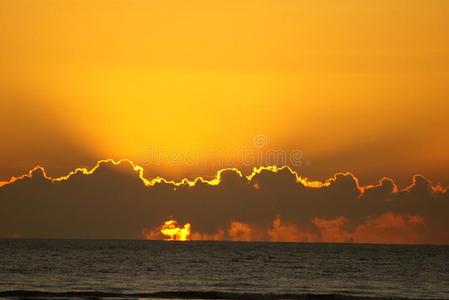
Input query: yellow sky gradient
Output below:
<box><xmin>1</xmin><ymin>0</ymin><xmax>448</xmax><ymax>186</ymax></box>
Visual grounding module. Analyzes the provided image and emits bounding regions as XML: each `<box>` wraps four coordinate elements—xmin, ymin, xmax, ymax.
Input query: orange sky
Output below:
<box><xmin>1</xmin><ymin>0</ymin><xmax>449</xmax><ymax>186</ymax></box>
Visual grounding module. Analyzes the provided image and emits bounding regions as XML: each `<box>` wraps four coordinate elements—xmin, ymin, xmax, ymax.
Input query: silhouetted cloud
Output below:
<box><xmin>0</xmin><ymin>159</ymin><xmax>447</xmax><ymax>244</ymax></box>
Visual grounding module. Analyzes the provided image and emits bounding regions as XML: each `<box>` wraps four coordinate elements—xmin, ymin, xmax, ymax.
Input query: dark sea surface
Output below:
<box><xmin>0</xmin><ymin>240</ymin><xmax>448</xmax><ymax>300</ymax></box>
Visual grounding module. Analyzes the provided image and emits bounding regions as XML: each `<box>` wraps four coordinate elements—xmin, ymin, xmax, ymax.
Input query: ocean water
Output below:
<box><xmin>0</xmin><ymin>240</ymin><xmax>448</xmax><ymax>300</ymax></box>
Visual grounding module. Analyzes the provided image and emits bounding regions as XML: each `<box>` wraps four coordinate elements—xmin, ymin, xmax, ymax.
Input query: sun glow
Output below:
<box><xmin>160</xmin><ymin>219</ymin><xmax>191</xmax><ymax>241</ymax></box>
<box><xmin>2</xmin><ymin>0</ymin><xmax>449</xmax><ymax>186</ymax></box>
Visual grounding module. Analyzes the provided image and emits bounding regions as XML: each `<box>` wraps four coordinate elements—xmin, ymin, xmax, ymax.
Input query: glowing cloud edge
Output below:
<box><xmin>0</xmin><ymin>158</ymin><xmax>447</xmax><ymax>195</ymax></box>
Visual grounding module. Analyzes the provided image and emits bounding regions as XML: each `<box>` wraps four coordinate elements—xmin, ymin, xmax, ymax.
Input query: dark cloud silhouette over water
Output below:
<box><xmin>0</xmin><ymin>160</ymin><xmax>447</xmax><ymax>243</ymax></box>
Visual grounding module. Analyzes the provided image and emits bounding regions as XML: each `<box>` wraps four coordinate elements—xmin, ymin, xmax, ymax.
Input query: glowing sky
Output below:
<box><xmin>1</xmin><ymin>0</ymin><xmax>449</xmax><ymax>186</ymax></box>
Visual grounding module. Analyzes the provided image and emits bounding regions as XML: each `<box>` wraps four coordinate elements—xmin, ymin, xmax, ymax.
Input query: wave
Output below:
<box><xmin>0</xmin><ymin>290</ymin><xmax>439</xmax><ymax>300</ymax></box>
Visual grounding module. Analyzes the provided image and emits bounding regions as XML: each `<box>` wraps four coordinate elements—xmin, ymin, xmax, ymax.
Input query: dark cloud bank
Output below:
<box><xmin>0</xmin><ymin>160</ymin><xmax>448</xmax><ymax>244</ymax></box>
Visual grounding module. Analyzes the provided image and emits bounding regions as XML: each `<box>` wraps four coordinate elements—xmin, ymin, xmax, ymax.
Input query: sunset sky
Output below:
<box><xmin>1</xmin><ymin>0</ymin><xmax>448</xmax><ymax>186</ymax></box>
<box><xmin>0</xmin><ymin>1</ymin><xmax>448</xmax><ymax>242</ymax></box>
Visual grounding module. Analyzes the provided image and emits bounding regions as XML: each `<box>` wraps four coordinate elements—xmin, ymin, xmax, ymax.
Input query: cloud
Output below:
<box><xmin>0</xmin><ymin>159</ymin><xmax>447</xmax><ymax>244</ymax></box>
<box><xmin>351</xmin><ymin>212</ymin><xmax>425</xmax><ymax>244</ymax></box>
<box><xmin>268</xmin><ymin>215</ymin><xmax>315</xmax><ymax>242</ymax></box>
<box><xmin>228</xmin><ymin>222</ymin><xmax>253</xmax><ymax>241</ymax></box>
